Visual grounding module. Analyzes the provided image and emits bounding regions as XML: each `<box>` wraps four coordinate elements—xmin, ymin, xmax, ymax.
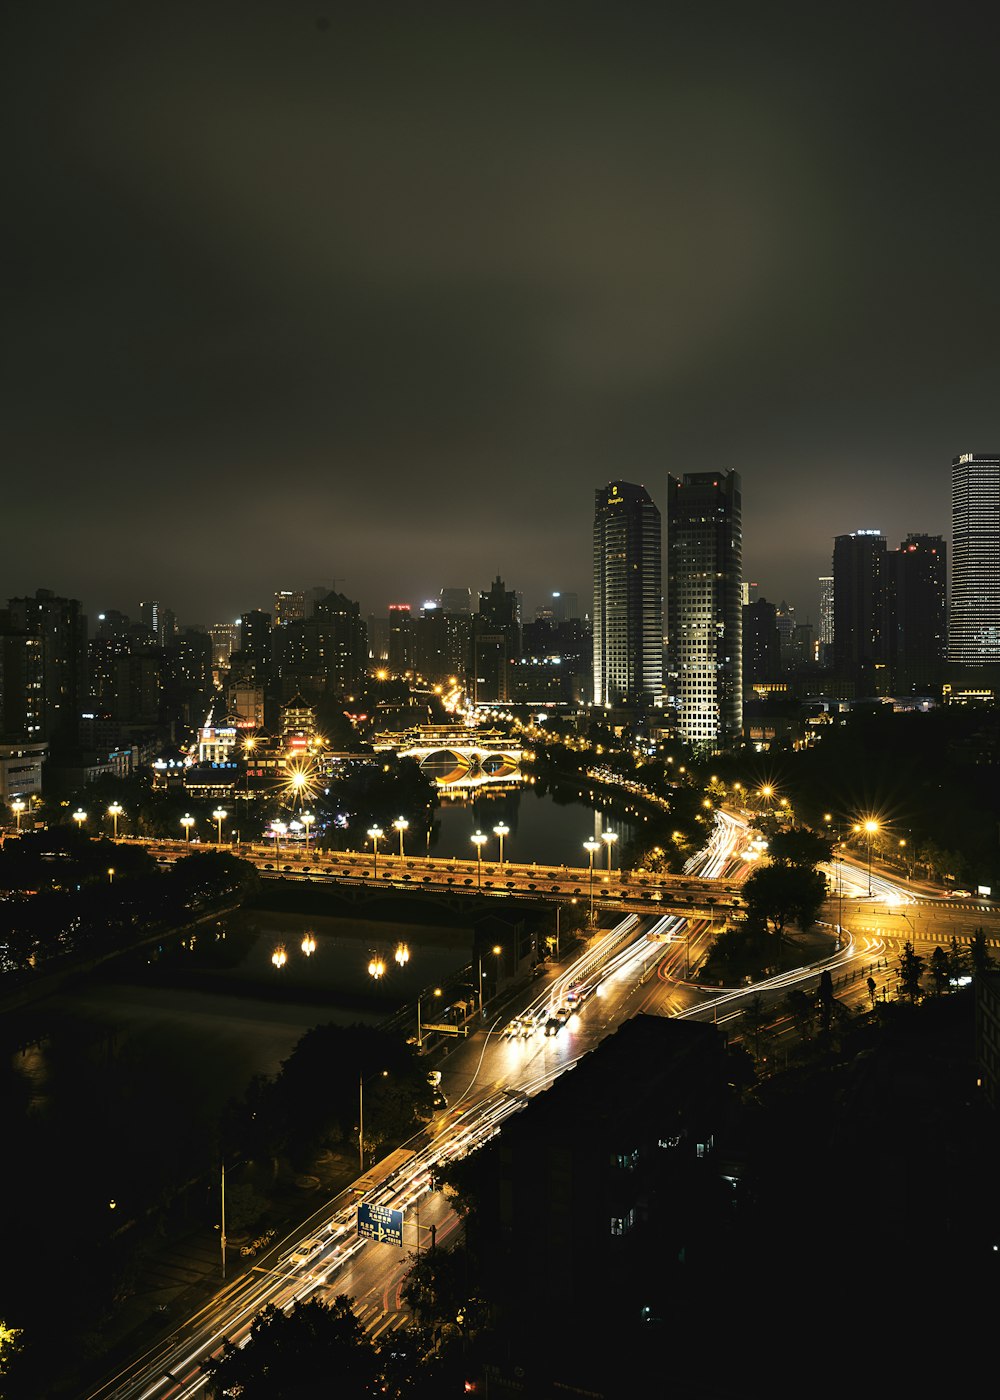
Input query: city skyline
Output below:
<box><xmin>5</xmin><ymin>6</ymin><xmax>997</xmax><ymax>625</ymax></box>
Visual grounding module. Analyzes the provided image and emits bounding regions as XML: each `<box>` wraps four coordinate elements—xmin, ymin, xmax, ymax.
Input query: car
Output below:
<box><xmin>544</xmin><ymin>1017</ymin><xmax>562</xmax><ymax>1036</ymax></box>
<box><xmin>953</xmin><ymin>889</ymin><xmax>972</xmax><ymax>898</ymax></box>
<box><xmin>555</xmin><ymin>1005</ymin><xmax>572</xmax><ymax>1023</ymax></box>
<box><xmin>432</xmin><ymin>1089</ymin><xmax>448</xmax><ymax>1110</ymax></box>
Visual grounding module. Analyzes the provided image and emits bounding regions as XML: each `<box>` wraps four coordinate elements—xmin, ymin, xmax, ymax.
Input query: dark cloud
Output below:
<box><xmin>2</xmin><ymin>3</ymin><xmax>998</xmax><ymax>624</ymax></box>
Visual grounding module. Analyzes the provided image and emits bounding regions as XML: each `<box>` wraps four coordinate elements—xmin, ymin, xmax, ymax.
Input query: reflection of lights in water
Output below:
<box><xmin>271</xmin><ymin>946</ymin><xmax>287</xmax><ymax>969</ymax></box>
<box><xmin>301</xmin><ymin>934</ymin><xmax>316</xmax><ymax>956</ymax></box>
<box><xmin>394</xmin><ymin>943</ymin><xmax>410</xmax><ymax>966</ymax></box>
<box><xmin>367</xmin><ymin>956</ymin><xmax>386</xmax><ymax>979</ymax></box>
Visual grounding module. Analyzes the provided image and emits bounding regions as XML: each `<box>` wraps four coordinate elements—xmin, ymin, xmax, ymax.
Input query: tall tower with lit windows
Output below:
<box><xmin>665</xmin><ymin>470</ymin><xmax>742</xmax><ymax>747</ymax></box>
<box><xmin>592</xmin><ymin>482</ymin><xmax>663</xmax><ymax>710</ymax></box>
<box><xmin>949</xmin><ymin>453</ymin><xmax>1000</xmax><ymax>667</ymax></box>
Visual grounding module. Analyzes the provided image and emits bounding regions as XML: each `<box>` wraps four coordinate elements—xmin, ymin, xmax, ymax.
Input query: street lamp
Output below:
<box><xmin>107</xmin><ymin>867</ymin><xmax>115</xmax><ymax>885</ymax></box>
<box><xmin>493</xmin><ymin>822</ymin><xmax>510</xmax><ymax>866</ymax></box>
<box><xmin>417</xmin><ymin>986</ymin><xmax>442</xmax><ymax>1049</ymax></box>
<box><xmin>584</xmin><ymin>839</ymin><xmax>600</xmax><ymax>925</ymax></box>
<box><xmin>212</xmin><ymin>807</ymin><xmax>227</xmax><ymax>846</ymax></box>
<box><xmin>107</xmin><ymin>802</ymin><xmax>123</xmax><ymax>840</ymax></box>
<box><xmin>471</xmin><ymin>831</ymin><xmax>487</xmax><ymax>887</ymax></box>
<box><xmin>11</xmin><ymin>798</ymin><xmax>26</xmax><ymax>833</ymax></box>
<box><xmin>301</xmin><ymin>811</ymin><xmax>315</xmax><ymax>852</ymax></box>
<box><xmin>393</xmin><ymin>817</ymin><xmax>409</xmax><ymax>860</ymax></box>
<box><xmin>861</xmin><ymin>818</ymin><xmax>879</xmax><ymax>896</ymax></box>
<box><xmin>359</xmin><ymin>1069</ymin><xmax>389</xmax><ymax>1174</ymax></box>
<box><xmin>72</xmin><ymin>807</ymin><xmax>87</xmax><ymax>834</ymax></box>
<box><xmin>181</xmin><ymin>814</ymin><xmax>195</xmax><ymax>843</ymax></box>
<box><xmin>367</xmin><ymin>825</ymin><xmax>384</xmax><ymax>878</ymax></box>
<box><xmin>601</xmin><ymin>830</ymin><xmax>618</xmax><ymax>874</ymax></box>
<box><xmin>272</xmin><ymin>821</ymin><xmax>287</xmax><ymax>854</ymax></box>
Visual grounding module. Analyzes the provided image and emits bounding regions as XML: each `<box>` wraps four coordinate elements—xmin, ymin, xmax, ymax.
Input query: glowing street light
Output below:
<box><xmin>301</xmin><ymin>811</ymin><xmax>315</xmax><ymax>852</ymax></box>
<box><xmin>72</xmin><ymin>807</ymin><xmax>87</xmax><ymax>834</ymax></box>
<box><xmin>393</xmin><ymin>817</ymin><xmax>409</xmax><ymax>859</ymax></box>
<box><xmin>212</xmin><ymin>807</ymin><xmax>228</xmax><ymax>845</ymax></box>
<box><xmin>359</xmin><ymin>1069</ymin><xmax>389</xmax><ymax>1173</ymax></box>
<box><xmin>493</xmin><ymin>822</ymin><xmax>510</xmax><ymax>866</ymax></box>
<box><xmin>9</xmin><ymin>797</ymin><xmax>27</xmax><ymax>834</ymax></box>
<box><xmin>859</xmin><ymin>817</ymin><xmax>880</xmax><ymax>896</ymax></box>
<box><xmin>417</xmin><ymin>986</ymin><xmax>442</xmax><ymax>1048</ymax></box>
<box><xmin>107</xmin><ymin>867</ymin><xmax>115</xmax><ymax>885</ymax></box>
<box><xmin>107</xmin><ymin>802</ymin><xmax>123</xmax><ymax>840</ymax></box>
<box><xmin>601</xmin><ymin>830</ymin><xmax>618</xmax><ymax>874</ymax></box>
<box><xmin>181</xmin><ymin>814</ymin><xmax>195</xmax><ymax>843</ymax></box>
<box><xmin>584</xmin><ymin>839</ymin><xmax>601</xmax><ymax>925</ymax></box>
<box><xmin>471</xmin><ymin>831</ymin><xmax>487</xmax><ymax>888</ymax></box>
<box><xmin>271</xmin><ymin>821</ymin><xmax>287</xmax><ymax>854</ymax></box>
<box><xmin>367</xmin><ymin>825</ymin><xmax>384</xmax><ymax>878</ymax></box>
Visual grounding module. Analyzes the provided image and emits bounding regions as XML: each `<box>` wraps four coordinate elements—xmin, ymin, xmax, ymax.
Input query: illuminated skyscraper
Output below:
<box><xmin>592</xmin><ymin>482</ymin><xmax>663</xmax><ymax>710</ymax></box>
<box><xmin>666</xmin><ymin>471</ymin><xmax>742</xmax><ymax>746</ymax></box>
<box><xmin>949</xmin><ymin>453</ymin><xmax>1000</xmax><ymax>666</ymax></box>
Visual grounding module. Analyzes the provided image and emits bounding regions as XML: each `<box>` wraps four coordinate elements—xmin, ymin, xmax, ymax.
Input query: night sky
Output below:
<box><xmin>5</xmin><ymin>3</ymin><xmax>999</xmax><ymax>628</ymax></box>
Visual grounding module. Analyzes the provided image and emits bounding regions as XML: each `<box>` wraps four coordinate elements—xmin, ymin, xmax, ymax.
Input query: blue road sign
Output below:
<box><xmin>357</xmin><ymin>1202</ymin><xmax>404</xmax><ymax>1246</ymax></box>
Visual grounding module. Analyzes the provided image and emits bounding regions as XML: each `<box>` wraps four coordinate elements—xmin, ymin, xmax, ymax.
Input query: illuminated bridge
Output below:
<box><xmin>393</xmin><ymin>738</ymin><xmax>523</xmax><ymax>789</ymax></box>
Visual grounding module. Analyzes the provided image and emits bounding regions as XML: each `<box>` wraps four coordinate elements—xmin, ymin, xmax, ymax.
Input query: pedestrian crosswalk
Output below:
<box><xmin>871</xmin><ymin>926</ymin><xmax>1000</xmax><ymax>946</ymax></box>
<box><xmin>348</xmin><ymin>1298</ymin><xmax>411</xmax><ymax>1340</ymax></box>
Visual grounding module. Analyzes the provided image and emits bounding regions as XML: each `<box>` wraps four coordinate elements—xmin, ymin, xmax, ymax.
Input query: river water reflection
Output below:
<box><xmin>428</xmin><ymin>784</ymin><xmax>635</xmax><ymax>867</ymax></box>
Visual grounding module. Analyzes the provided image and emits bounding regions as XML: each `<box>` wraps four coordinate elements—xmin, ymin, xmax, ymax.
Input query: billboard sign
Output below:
<box><xmin>357</xmin><ymin>1202</ymin><xmax>404</xmax><ymax>1246</ymax></box>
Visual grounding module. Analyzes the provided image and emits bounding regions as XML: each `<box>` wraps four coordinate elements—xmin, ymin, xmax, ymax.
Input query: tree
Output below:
<box><xmin>969</xmin><ymin>928</ymin><xmax>996</xmax><ymax>977</ymax></box>
<box><xmin>784</xmin><ymin>988</ymin><xmax>815</xmax><ymax>1039</ymax></box>
<box><xmin>897</xmin><ymin>941</ymin><xmax>925</xmax><ymax>1002</ymax></box>
<box><xmin>204</xmin><ymin>1297</ymin><xmax>377</xmax><ymax>1399</ymax></box>
<box><xmin>741</xmin><ymin>864</ymin><xmax>828</xmax><ymax>959</ymax></box>
<box><xmin>947</xmin><ymin>935</ymin><xmax>968</xmax><ymax>980</ymax></box>
<box><xmin>767</xmin><ymin>828</ymin><xmax>833</xmax><ymax>869</ymax></box>
<box><xmin>400</xmin><ymin>1245</ymin><xmax>485</xmax><ymax>1341</ymax></box>
<box><xmin>929</xmin><ymin>946</ymin><xmax>950</xmax><ymax>996</ymax></box>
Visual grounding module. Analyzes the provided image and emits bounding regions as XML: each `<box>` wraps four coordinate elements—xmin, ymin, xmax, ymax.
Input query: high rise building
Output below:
<box><xmin>238</xmin><ymin>610</ymin><xmax>273</xmax><ymax>689</ymax></box>
<box><xmin>273</xmin><ymin>590</ymin><xmax>306</xmax><ymax>627</ymax></box>
<box><xmin>666</xmin><ymin>471</ymin><xmax>741</xmax><ymax>745</ymax></box>
<box><xmin>818</xmin><ymin>577</ymin><xmax>834</xmax><ymax>660</ymax></box>
<box><xmin>312</xmin><ymin>591</ymin><xmax>367</xmax><ymax>694</ymax></box>
<box><xmin>832</xmin><ymin>530</ymin><xmax>888</xmax><ymax>694</ymax></box>
<box><xmin>6</xmin><ymin>590</ymin><xmax>88</xmax><ymax>749</ymax></box>
<box><xmin>472</xmin><ymin>575</ymin><xmax>521</xmax><ymax>704</ymax></box>
<box><xmin>387</xmin><ymin>604</ymin><xmax>414</xmax><ymax>674</ymax></box>
<box><xmin>592</xmin><ymin>482</ymin><xmax>663</xmax><ymax>710</ymax></box>
<box><xmin>742</xmin><ymin>597</ymin><xmax>780</xmax><ymax>689</ymax></box>
<box><xmin>440</xmin><ymin>586</ymin><xmax>473</xmax><ymax>615</ymax></box>
<box><xmin>949</xmin><ymin>453</ymin><xmax>1000</xmax><ymax>667</ymax></box>
<box><xmin>888</xmin><ymin>534</ymin><xmax>946</xmax><ymax>692</ymax></box>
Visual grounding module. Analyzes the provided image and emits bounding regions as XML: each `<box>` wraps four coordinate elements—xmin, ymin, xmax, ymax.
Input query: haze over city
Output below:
<box><xmin>5</xmin><ymin>3</ymin><xmax>995</xmax><ymax>622</ymax></box>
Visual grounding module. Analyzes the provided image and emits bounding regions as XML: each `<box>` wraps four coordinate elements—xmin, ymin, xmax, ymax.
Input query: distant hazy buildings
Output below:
<box><xmin>472</xmin><ymin>575</ymin><xmax>521</xmax><ymax>704</ymax></box>
<box><xmin>888</xmin><ymin>534</ymin><xmax>946</xmax><ymax>692</ymax></box>
<box><xmin>592</xmin><ymin>481</ymin><xmax>663</xmax><ymax>710</ymax></box>
<box><xmin>666</xmin><ymin>471</ymin><xmax>742</xmax><ymax>746</ymax></box>
<box><xmin>949</xmin><ymin>452</ymin><xmax>1000</xmax><ymax>667</ymax></box>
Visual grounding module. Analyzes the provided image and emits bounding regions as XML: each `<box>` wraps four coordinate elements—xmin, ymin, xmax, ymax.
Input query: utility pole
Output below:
<box><xmin>220</xmin><ymin>1161</ymin><xmax>227</xmax><ymax>1280</ymax></box>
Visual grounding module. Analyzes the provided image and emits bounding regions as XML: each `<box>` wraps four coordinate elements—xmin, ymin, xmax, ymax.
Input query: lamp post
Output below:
<box><xmin>493</xmin><ymin>822</ymin><xmax>509</xmax><ymax>866</ymax></box>
<box><xmin>107</xmin><ymin>867</ymin><xmax>115</xmax><ymax>885</ymax></box>
<box><xmin>181</xmin><ymin>814</ymin><xmax>195</xmax><ymax>843</ymax></box>
<box><xmin>358</xmin><ymin>1069</ymin><xmax>388</xmax><ymax>1175</ymax></box>
<box><xmin>107</xmin><ymin>802</ymin><xmax>123</xmax><ymax>841</ymax></box>
<box><xmin>393</xmin><ymin>817</ymin><xmax>408</xmax><ymax>860</ymax></box>
<box><xmin>11</xmin><ymin>798</ymin><xmax>26</xmax><ymax>833</ymax></box>
<box><xmin>862</xmin><ymin>818</ymin><xmax>879</xmax><ymax>897</ymax></box>
<box><xmin>212</xmin><ymin>807</ymin><xmax>227</xmax><ymax>846</ymax></box>
<box><xmin>272</xmin><ymin>821</ymin><xmax>287</xmax><ymax>854</ymax></box>
<box><xmin>584</xmin><ymin>839</ymin><xmax>600</xmax><ymax>926</ymax></box>
<box><xmin>417</xmin><ymin>987</ymin><xmax>442</xmax><ymax>1049</ymax></box>
<box><xmin>367</xmin><ymin>825</ymin><xmax>383</xmax><ymax>878</ymax></box>
<box><xmin>471</xmin><ymin>831</ymin><xmax>487</xmax><ymax>887</ymax></box>
<box><xmin>72</xmin><ymin>807</ymin><xmax>86</xmax><ymax>834</ymax></box>
<box><xmin>302</xmin><ymin>811</ymin><xmax>314</xmax><ymax>853</ymax></box>
<box><xmin>602</xmin><ymin>830</ymin><xmax>618</xmax><ymax>875</ymax></box>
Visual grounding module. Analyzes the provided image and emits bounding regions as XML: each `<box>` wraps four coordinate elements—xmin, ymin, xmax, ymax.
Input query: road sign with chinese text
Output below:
<box><xmin>357</xmin><ymin>1202</ymin><xmax>404</xmax><ymax>1246</ymax></box>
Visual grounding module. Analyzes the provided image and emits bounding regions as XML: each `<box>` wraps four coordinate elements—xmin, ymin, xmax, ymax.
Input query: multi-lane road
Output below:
<box><xmin>86</xmin><ymin>813</ymin><xmax>1000</xmax><ymax>1399</ymax></box>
